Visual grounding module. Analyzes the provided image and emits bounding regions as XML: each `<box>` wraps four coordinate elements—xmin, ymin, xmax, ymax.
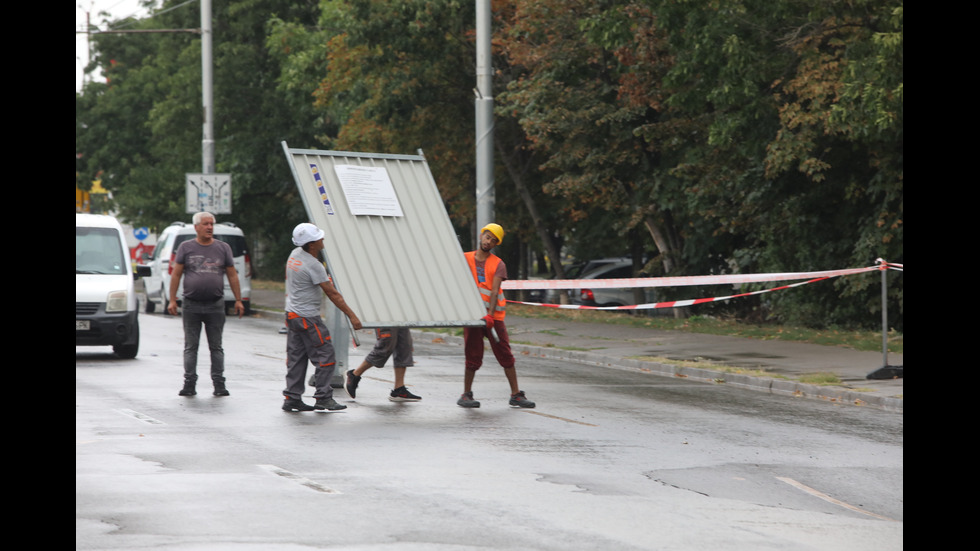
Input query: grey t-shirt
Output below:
<box><xmin>285</xmin><ymin>247</ymin><xmax>329</xmax><ymax>318</ymax></box>
<box><xmin>175</xmin><ymin>239</ymin><xmax>234</xmax><ymax>301</ymax></box>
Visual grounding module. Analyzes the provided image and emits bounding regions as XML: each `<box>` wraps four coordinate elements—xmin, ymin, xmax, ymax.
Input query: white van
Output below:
<box><xmin>142</xmin><ymin>221</ymin><xmax>252</xmax><ymax>315</ymax></box>
<box><xmin>76</xmin><ymin>213</ymin><xmax>152</xmax><ymax>358</ymax></box>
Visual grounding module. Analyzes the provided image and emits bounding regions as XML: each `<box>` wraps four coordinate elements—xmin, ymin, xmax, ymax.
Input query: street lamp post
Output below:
<box><xmin>475</xmin><ymin>0</ymin><xmax>494</xmax><ymax>244</ymax></box>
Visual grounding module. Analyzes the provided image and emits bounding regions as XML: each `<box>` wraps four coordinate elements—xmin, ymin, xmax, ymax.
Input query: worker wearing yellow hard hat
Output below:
<box><xmin>480</xmin><ymin>223</ymin><xmax>504</xmax><ymax>245</ymax></box>
<box><xmin>459</xmin><ymin>223</ymin><xmax>535</xmax><ymax>409</ymax></box>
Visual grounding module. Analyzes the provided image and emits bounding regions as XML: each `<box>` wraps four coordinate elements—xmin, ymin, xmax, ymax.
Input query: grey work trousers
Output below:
<box><xmin>284</xmin><ymin>314</ymin><xmax>336</xmax><ymax>400</ymax></box>
<box><xmin>181</xmin><ymin>297</ymin><xmax>226</xmax><ymax>384</ymax></box>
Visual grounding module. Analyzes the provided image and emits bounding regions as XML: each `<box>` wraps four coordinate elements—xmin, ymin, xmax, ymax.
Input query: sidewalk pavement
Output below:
<box><xmin>249</xmin><ymin>289</ymin><xmax>902</xmax><ymax>413</ymax></box>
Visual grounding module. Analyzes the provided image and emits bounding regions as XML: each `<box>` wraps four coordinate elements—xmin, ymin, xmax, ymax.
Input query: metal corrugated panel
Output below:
<box><xmin>281</xmin><ymin>143</ymin><xmax>486</xmax><ymax>328</ymax></box>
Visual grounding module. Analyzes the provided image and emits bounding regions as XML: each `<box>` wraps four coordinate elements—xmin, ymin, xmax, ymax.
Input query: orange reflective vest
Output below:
<box><xmin>465</xmin><ymin>251</ymin><xmax>506</xmax><ymax>320</ymax></box>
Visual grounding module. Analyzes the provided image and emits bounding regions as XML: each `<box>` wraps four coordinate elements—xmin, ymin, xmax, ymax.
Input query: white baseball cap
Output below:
<box><xmin>292</xmin><ymin>223</ymin><xmax>325</xmax><ymax>246</ymax></box>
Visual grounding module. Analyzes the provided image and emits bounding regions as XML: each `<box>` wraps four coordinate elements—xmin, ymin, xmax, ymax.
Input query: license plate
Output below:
<box><xmin>76</xmin><ymin>320</ymin><xmax>91</xmax><ymax>331</ymax></box>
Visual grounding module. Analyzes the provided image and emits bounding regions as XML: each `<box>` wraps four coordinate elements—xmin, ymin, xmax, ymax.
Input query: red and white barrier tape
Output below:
<box><xmin>877</xmin><ymin>258</ymin><xmax>902</xmax><ymax>271</ymax></box>
<box><xmin>503</xmin><ymin>261</ymin><xmax>901</xmax><ymax>311</ymax></box>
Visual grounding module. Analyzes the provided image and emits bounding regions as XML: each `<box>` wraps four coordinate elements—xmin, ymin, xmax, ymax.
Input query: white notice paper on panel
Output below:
<box><xmin>334</xmin><ymin>165</ymin><xmax>404</xmax><ymax>217</ymax></box>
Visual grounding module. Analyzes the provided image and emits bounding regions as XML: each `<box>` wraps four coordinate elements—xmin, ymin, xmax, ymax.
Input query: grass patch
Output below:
<box><xmin>423</xmin><ymin>327</ymin><xmax>465</xmax><ymax>338</ymax></box>
<box><xmin>798</xmin><ymin>372</ymin><xmax>844</xmax><ymax>385</ymax></box>
<box><xmin>630</xmin><ymin>355</ymin><xmax>861</xmax><ymax>387</ymax></box>
<box><xmin>633</xmin><ymin>355</ymin><xmax>787</xmax><ymax>379</ymax></box>
<box><xmin>253</xmin><ymin>279</ymin><xmax>285</xmax><ymax>292</ymax></box>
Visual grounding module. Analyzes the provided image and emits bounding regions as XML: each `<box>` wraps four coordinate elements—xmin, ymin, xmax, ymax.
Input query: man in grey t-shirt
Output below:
<box><xmin>168</xmin><ymin>212</ymin><xmax>244</xmax><ymax>397</ymax></box>
<box><xmin>282</xmin><ymin>223</ymin><xmax>362</xmax><ymax>412</ymax></box>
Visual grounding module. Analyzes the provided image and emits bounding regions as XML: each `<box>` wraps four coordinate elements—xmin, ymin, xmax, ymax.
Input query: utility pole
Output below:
<box><xmin>474</xmin><ymin>0</ymin><xmax>494</xmax><ymax>243</ymax></box>
<box><xmin>201</xmin><ymin>0</ymin><xmax>214</xmax><ymax>174</ymax></box>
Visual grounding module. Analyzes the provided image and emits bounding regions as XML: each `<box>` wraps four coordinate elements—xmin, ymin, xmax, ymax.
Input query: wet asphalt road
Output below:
<box><xmin>76</xmin><ymin>310</ymin><xmax>903</xmax><ymax>550</ymax></box>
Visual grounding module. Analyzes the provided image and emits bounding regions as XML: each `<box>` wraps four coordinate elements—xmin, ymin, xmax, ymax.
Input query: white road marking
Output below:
<box><xmin>114</xmin><ymin>409</ymin><xmax>165</xmax><ymax>425</ymax></box>
<box><xmin>776</xmin><ymin>476</ymin><xmax>896</xmax><ymax>521</ymax></box>
<box><xmin>257</xmin><ymin>464</ymin><xmax>342</xmax><ymax>494</ymax></box>
<box><xmin>526</xmin><ymin>411</ymin><xmax>598</xmax><ymax>426</ymax></box>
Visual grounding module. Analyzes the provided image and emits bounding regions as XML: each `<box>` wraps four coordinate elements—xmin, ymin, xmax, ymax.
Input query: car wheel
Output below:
<box><xmin>113</xmin><ymin>322</ymin><xmax>139</xmax><ymax>359</ymax></box>
<box><xmin>144</xmin><ymin>296</ymin><xmax>155</xmax><ymax>313</ymax></box>
<box><xmin>162</xmin><ymin>292</ymin><xmax>171</xmax><ymax>316</ymax></box>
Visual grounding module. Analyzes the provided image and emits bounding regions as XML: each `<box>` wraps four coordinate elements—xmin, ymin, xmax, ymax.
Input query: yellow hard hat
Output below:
<box><xmin>481</xmin><ymin>223</ymin><xmax>504</xmax><ymax>245</ymax></box>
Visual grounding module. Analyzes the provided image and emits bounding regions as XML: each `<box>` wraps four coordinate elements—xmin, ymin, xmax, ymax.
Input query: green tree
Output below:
<box><xmin>76</xmin><ymin>0</ymin><xmax>322</xmax><ymax>278</ymax></box>
<box><xmin>763</xmin><ymin>2</ymin><xmax>903</xmax><ymax>327</ymax></box>
<box><xmin>284</xmin><ymin>0</ymin><xmax>567</xmax><ymax>282</ymax></box>
<box><xmin>642</xmin><ymin>0</ymin><xmax>902</xmax><ymax>329</ymax></box>
<box><xmin>303</xmin><ymin>0</ymin><xmax>478</xmax><ymax>226</ymax></box>
<box><xmin>76</xmin><ymin>0</ymin><xmax>902</xmax><ymax>329</ymax></box>
<box><xmin>497</xmin><ymin>0</ymin><xmax>686</xmax><ymax>288</ymax></box>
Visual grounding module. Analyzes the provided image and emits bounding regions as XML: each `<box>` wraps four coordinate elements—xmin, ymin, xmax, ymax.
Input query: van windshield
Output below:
<box><xmin>172</xmin><ymin>234</ymin><xmax>193</xmax><ymax>252</ymax></box>
<box><xmin>76</xmin><ymin>227</ymin><xmax>127</xmax><ymax>275</ymax></box>
<box><xmin>215</xmin><ymin>235</ymin><xmax>247</xmax><ymax>256</ymax></box>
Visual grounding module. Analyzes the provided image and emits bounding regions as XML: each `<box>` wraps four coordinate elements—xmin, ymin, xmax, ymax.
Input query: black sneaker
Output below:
<box><xmin>509</xmin><ymin>391</ymin><xmax>535</xmax><ymax>408</ymax></box>
<box><xmin>457</xmin><ymin>391</ymin><xmax>480</xmax><ymax>408</ymax></box>
<box><xmin>315</xmin><ymin>397</ymin><xmax>347</xmax><ymax>411</ymax></box>
<box><xmin>389</xmin><ymin>386</ymin><xmax>421</xmax><ymax>402</ymax></box>
<box><xmin>282</xmin><ymin>397</ymin><xmax>314</xmax><ymax>412</ymax></box>
<box><xmin>345</xmin><ymin>370</ymin><xmax>361</xmax><ymax>399</ymax></box>
<box><xmin>179</xmin><ymin>382</ymin><xmax>196</xmax><ymax>396</ymax></box>
<box><xmin>213</xmin><ymin>382</ymin><xmax>229</xmax><ymax>396</ymax></box>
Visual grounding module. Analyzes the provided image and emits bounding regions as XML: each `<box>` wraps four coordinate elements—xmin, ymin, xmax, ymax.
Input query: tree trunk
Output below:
<box><xmin>643</xmin><ymin>213</ymin><xmax>687</xmax><ymax>318</ymax></box>
<box><xmin>496</xmin><ymin>141</ymin><xmax>572</xmax><ymax>303</ymax></box>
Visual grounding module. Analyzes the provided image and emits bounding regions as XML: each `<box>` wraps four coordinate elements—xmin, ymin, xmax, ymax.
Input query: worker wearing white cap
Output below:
<box><xmin>282</xmin><ymin>222</ymin><xmax>362</xmax><ymax>412</ymax></box>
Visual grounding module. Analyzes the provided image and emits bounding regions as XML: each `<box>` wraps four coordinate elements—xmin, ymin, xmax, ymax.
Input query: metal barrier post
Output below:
<box><xmin>867</xmin><ymin>260</ymin><xmax>903</xmax><ymax>380</ymax></box>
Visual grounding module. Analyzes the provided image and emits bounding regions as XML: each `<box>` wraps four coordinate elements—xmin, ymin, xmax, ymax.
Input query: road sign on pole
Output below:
<box><xmin>186</xmin><ymin>173</ymin><xmax>232</xmax><ymax>214</ymax></box>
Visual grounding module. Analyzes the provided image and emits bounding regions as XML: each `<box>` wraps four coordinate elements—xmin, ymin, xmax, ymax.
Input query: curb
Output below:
<box><xmin>413</xmin><ymin>330</ymin><xmax>903</xmax><ymax>414</ymax></box>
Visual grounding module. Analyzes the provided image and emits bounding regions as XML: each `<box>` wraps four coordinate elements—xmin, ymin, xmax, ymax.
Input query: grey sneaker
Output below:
<box><xmin>389</xmin><ymin>386</ymin><xmax>421</xmax><ymax>402</ymax></box>
<box><xmin>509</xmin><ymin>391</ymin><xmax>535</xmax><ymax>408</ymax></box>
<box><xmin>315</xmin><ymin>397</ymin><xmax>347</xmax><ymax>411</ymax></box>
<box><xmin>457</xmin><ymin>391</ymin><xmax>480</xmax><ymax>408</ymax></box>
<box><xmin>345</xmin><ymin>370</ymin><xmax>361</xmax><ymax>399</ymax></box>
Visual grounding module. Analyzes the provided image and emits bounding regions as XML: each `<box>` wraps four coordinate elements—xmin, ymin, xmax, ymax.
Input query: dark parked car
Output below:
<box><xmin>526</xmin><ymin>258</ymin><xmax>630</xmax><ymax>304</ymax></box>
<box><xmin>572</xmin><ymin>261</ymin><xmax>652</xmax><ymax>308</ymax></box>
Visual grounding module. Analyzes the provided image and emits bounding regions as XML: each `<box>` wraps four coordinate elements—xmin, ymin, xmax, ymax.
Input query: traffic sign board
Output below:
<box><xmin>133</xmin><ymin>227</ymin><xmax>150</xmax><ymax>241</ymax></box>
<box><xmin>186</xmin><ymin>173</ymin><xmax>232</xmax><ymax>214</ymax></box>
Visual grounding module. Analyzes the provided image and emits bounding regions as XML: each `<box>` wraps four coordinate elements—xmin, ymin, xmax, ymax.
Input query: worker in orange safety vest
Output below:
<box><xmin>458</xmin><ymin>223</ymin><xmax>535</xmax><ymax>409</ymax></box>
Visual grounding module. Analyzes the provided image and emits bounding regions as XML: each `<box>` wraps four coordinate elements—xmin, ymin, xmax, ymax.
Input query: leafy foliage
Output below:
<box><xmin>497</xmin><ymin>0</ymin><xmax>685</xmax><ymax>279</ymax></box>
<box><xmin>76</xmin><ymin>0</ymin><xmax>322</xmax><ymax>278</ymax></box>
<box><xmin>75</xmin><ymin>0</ymin><xmax>902</xmax><ymax>330</ymax></box>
